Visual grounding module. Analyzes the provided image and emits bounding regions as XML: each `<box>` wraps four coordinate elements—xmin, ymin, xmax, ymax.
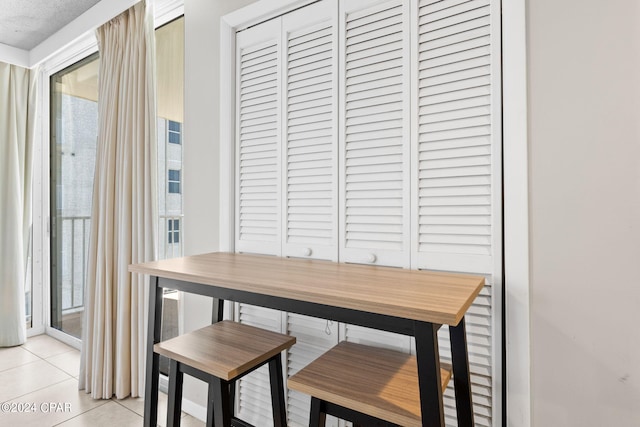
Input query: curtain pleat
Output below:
<box><xmin>0</xmin><ymin>62</ymin><xmax>37</xmax><ymax>348</ymax></box>
<box><xmin>79</xmin><ymin>1</ymin><xmax>157</xmax><ymax>399</ymax></box>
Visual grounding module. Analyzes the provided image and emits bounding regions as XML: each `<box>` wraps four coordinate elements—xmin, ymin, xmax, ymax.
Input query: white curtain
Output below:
<box><xmin>79</xmin><ymin>1</ymin><xmax>157</xmax><ymax>399</ymax></box>
<box><xmin>0</xmin><ymin>63</ymin><xmax>37</xmax><ymax>348</ymax></box>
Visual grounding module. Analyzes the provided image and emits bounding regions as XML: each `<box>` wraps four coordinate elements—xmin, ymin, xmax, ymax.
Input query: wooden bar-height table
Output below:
<box><xmin>129</xmin><ymin>252</ymin><xmax>484</xmax><ymax>427</ymax></box>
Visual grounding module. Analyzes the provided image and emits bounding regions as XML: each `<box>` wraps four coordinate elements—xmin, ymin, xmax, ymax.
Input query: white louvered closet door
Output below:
<box><xmin>282</xmin><ymin>0</ymin><xmax>338</xmax><ymax>262</ymax></box>
<box><xmin>412</xmin><ymin>1</ymin><xmax>501</xmax><ymax>426</ymax></box>
<box><xmin>235</xmin><ymin>19</ymin><xmax>285</xmax><ymax>427</ymax></box>
<box><xmin>236</xmin><ymin>19</ymin><xmax>282</xmax><ymax>256</ymax></box>
<box><xmin>339</xmin><ymin>0</ymin><xmax>411</xmax><ymax>268</ymax></box>
<box><xmin>413</xmin><ymin>0</ymin><xmax>497</xmax><ymax>275</ymax></box>
<box><xmin>281</xmin><ymin>3</ymin><xmax>341</xmax><ymax>426</ymax></box>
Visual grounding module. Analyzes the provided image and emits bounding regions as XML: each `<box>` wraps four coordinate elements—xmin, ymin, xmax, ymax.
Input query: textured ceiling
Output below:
<box><xmin>0</xmin><ymin>0</ymin><xmax>101</xmax><ymax>50</ymax></box>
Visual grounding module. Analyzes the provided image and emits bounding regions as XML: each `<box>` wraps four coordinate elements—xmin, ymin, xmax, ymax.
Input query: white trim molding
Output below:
<box><xmin>30</xmin><ymin>0</ymin><xmax>140</xmax><ymax>67</ymax></box>
<box><xmin>502</xmin><ymin>0</ymin><xmax>531</xmax><ymax>426</ymax></box>
<box><xmin>154</xmin><ymin>0</ymin><xmax>185</xmax><ymax>27</ymax></box>
<box><xmin>1</xmin><ymin>0</ymin><xmax>183</xmax><ymax>69</ymax></box>
<box><xmin>0</xmin><ymin>42</ymin><xmax>29</xmax><ymax>68</ymax></box>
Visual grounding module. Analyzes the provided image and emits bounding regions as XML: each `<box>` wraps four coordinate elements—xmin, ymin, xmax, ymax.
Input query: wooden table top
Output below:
<box><xmin>129</xmin><ymin>252</ymin><xmax>484</xmax><ymax>326</ymax></box>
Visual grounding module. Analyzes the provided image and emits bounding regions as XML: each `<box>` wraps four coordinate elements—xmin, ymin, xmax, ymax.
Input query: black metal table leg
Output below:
<box><xmin>144</xmin><ymin>276</ymin><xmax>163</xmax><ymax>427</ymax></box>
<box><xmin>309</xmin><ymin>397</ymin><xmax>326</xmax><ymax>427</ymax></box>
<box><xmin>450</xmin><ymin>317</ymin><xmax>475</xmax><ymax>427</ymax></box>
<box><xmin>268</xmin><ymin>355</ymin><xmax>287</xmax><ymax>427</ymax></box>
<box><xmin>212</xmin><ymin>298</ymin><xmax>225</xmax><ymax>323</ymax></box>
<box><xmin>414</xmin><ymin>321</ymin><xmax>445</xmax><ymax>427</ymax></box>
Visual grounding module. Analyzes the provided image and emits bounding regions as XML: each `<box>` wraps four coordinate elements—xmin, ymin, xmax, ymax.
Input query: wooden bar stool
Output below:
<box><xmin>288</xmin><ymin>341</ymin><xmax>451</xmax><ymax>427</ymax></box>
<box><xmin>154</xmin><ymin>320</ymin><xmax>296</xmax><ymax>427</ymax></box>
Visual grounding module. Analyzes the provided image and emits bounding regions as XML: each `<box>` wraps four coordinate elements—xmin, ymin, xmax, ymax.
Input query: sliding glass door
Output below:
<box><xmin>50</xmin><ymin>54</ymin><xmax>99</xmax><ymax>339</ymax></box>
<box><xmin>48</xmin><ymin>17</ymin><xmax>184</xmax><ymax>341</ymax></box>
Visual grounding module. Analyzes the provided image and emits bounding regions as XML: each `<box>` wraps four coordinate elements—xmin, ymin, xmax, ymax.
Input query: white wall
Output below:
<box><xmin>182</xmin><ymin>0</ymin><xmax>257</xmax><ymax>412</ymax></box>
<box><xmin>527</xmin><ymin>0</ymin><xmax>640</xmax><ymax>425</ymax></box>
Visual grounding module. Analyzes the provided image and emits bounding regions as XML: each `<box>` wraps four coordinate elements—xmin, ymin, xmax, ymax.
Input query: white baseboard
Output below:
<box><xmin>181</xmin><ymin>397</ymin><xmax>207</xmax><ymax>422</ymax></box>
<box><xmin>158</xmin><ymin>374</ymin><xmax>207</xmax><ymax>422</ymax></box>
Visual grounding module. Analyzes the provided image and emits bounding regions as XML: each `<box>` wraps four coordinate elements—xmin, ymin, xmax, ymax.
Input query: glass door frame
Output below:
<box><xmin>33</xmin><ymin>40</ymin><xmax>101</xmax><ymax>349</ymax></box>
<box><xmin>49</xmin><ymin>52</ymin><xmax>99</xmax><ymax>342</ymax></box>
<box><xmin>31</xmin><ymin>1</ymin><xmax>186</xmax><ymax>350</ymax></box>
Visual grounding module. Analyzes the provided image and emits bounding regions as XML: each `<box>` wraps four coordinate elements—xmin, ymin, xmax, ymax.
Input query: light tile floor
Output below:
<box><xmin>0</xmin><ymin>334</ymin><xmax>205</xmax><ymax>427</ymax></box>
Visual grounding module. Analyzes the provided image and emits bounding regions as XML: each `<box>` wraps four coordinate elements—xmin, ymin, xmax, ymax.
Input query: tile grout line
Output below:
<box><xmin>41</xmin><ymin>355</ymin><xmax>80</xmax><ymax>378</ymax></box>
<box><xmin>113</xmin><ymin>399</ymin><xmax>146</xmax><ymax>418</ymax></box>
<box><xmin>22</xmin><ymin>347</ymin><xmax>78</xmax><ymax>360</ymax></box>
<box><xmin>49</xmin><ymin>399</ymin><xmax>145</xmax><ymax>427</ymax></box>
<box><xmin>3</xmin><ymin>337</ymin><xmax>105</xmax><ymax>426</ymax></box>
<box><xmin>0</xmin><ymin>358</ymin><xmax>43</xmax><ymax>375</ymax></box>
<box><xmin>0</xmin><ymin>377</ymin><xmax>73</xmax><ymax>404</ymax></box>
<box><xmin>51</xmin><ymin>399</ymin><xmax>111</xmax><ymax>426</ymax></box>
<box><xmin>9</xmin><ymin>337</ymin><xmax>193</xmax><ymax>426</ymax></box>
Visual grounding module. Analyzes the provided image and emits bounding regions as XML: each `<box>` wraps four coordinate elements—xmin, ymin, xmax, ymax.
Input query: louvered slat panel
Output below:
<box><xmin>283</xmin><ymin>10</ymin><xmax>337</xmax><ymax>261</ymax></box>
<box><xmin>416</xmin><ymin>0</ymin><xmax>493</xmax><ymax>274</ymax></box>
<box><xmin>413</xmin><ymin>1</ymin><xmax>499</xmax><ymax>426</ymax></box>
<box><xmin>237</xmin><ymin>365</ymin><xmax>276</xmax><ymax>427</ymax></box>
<box><xmin>287</xmin><ymin>314</ymin><xmax>338</xmax><ymax>427</ymax></box>
<box><xmin>337</xmin><ymin>0</ymin><xmax>411</xmax><ymax>395</ymax></box>
<box><xmin>235</xmin><ymin>21</ymin><xmax>284</xmax><ymax>427</ymax></box>
<box><xmin>236</xmin><ymin>20</ymin><xmax>281</xmax><ymax>256</ymax></box>
<box><xmin>282</xmin><ymin>4</ymin><xmax>339</xmax><ymax>426</ymax></box>
<box><xmin>340</xmin><ymin>0</ymin><xmax>410</xmax><ymax>267</ymax></box>
<box><xmin>235</xmin><ymin>303</ymin><xmax>283</xmax><ymax>426</ymax></box>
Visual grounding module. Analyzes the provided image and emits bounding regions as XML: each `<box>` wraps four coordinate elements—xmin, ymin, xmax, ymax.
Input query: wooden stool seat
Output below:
<box><xmin>154</xmin><ymin>320</ymin><xmax>296</xmax><ymax>381</ymax></box>
<box><xmin>155</xmin><ymin>321</ymin><xmax>295</xmax><ymax>427</ymax></box>
<box><xmin>288</xmin><ymin>341</ymin><xmax>451</xmax><ymax>427</ymax></box>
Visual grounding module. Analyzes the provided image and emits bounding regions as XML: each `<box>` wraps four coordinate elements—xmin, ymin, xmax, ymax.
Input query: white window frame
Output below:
<box><xmin>168</xmin><ymin>218</ymin><xmax>180</xmax><ymax>244</ymax></box>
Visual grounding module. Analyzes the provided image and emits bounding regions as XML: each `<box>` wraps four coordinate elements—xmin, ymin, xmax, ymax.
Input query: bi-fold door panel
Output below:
<box><xmin>411</xmin><ymin>1</ymin><xmax>500</xmax><ymax>426</ymax></box>
<box><xmin>235</xmin><ymin>20</ymin><xmax>285</xmax><ymax>427</ymax></box>
<box><xmin>413</xmin><ymin>0</ymin><xmax>496</xmax><ymax>276</ymax></box>
<box><xmin>339</xmin><ymin>0</ymin><xmax>412</xmax><ymax>269</ymax></box>
<box><xmin>235</xmin><ymin>2</ymin><xmax>341</xmax><ymax>426</ymax></box>
<box><xmin>282</xmin><ymin>4</ymin><xmax>341</xmax><ymax>427</ymax></box>
<box><xmin>282</xmin><ymin>1</ymin><xmax>339</xmax><ymax>262</ymax></box>
<box><xmin>236</xmin><ymin>19</ymin><xmax>282</xmax><ymax>257</ymax></box>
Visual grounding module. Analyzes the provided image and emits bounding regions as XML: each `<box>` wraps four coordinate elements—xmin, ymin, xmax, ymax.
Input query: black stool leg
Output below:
<box><xmin>309</xmin><ymin>397</ymin><xmax>326</xmax><ymax>427</ymax></box>
<box><xmin>206</xmin><ymin>378</ymin><xmax>216</xmax><ymax>427</ymax></box>
<box><xmin>268</xmin><ymin>356</ymin><xmax>287</xmax><ymax>427</ymax></box>
<box><xmin>211</xmin><ymin>377</ymin><xmax>232</xmax><ymax>427</ymax></box>
<box><xmin>167</xmin><ymin>360</ymin><xmax>184</xmax><ymax>427</ymax></box>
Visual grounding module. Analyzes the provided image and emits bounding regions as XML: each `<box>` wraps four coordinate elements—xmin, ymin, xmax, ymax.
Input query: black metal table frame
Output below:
<box><xmin>144</xmin><ymin>276</ymin><xmax>475</xmax><ymax>427</ymax></box>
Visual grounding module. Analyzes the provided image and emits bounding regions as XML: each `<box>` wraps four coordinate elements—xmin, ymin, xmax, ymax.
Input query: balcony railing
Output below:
<box><xmin>57</xmin><ymin>215</ymin><xmax>90</xmax><ymax>313</ymax></box>
<box><xmin>55</xmin><ymin>214</ymin><xmax>183</xmax><ymax>315</ymax></box>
